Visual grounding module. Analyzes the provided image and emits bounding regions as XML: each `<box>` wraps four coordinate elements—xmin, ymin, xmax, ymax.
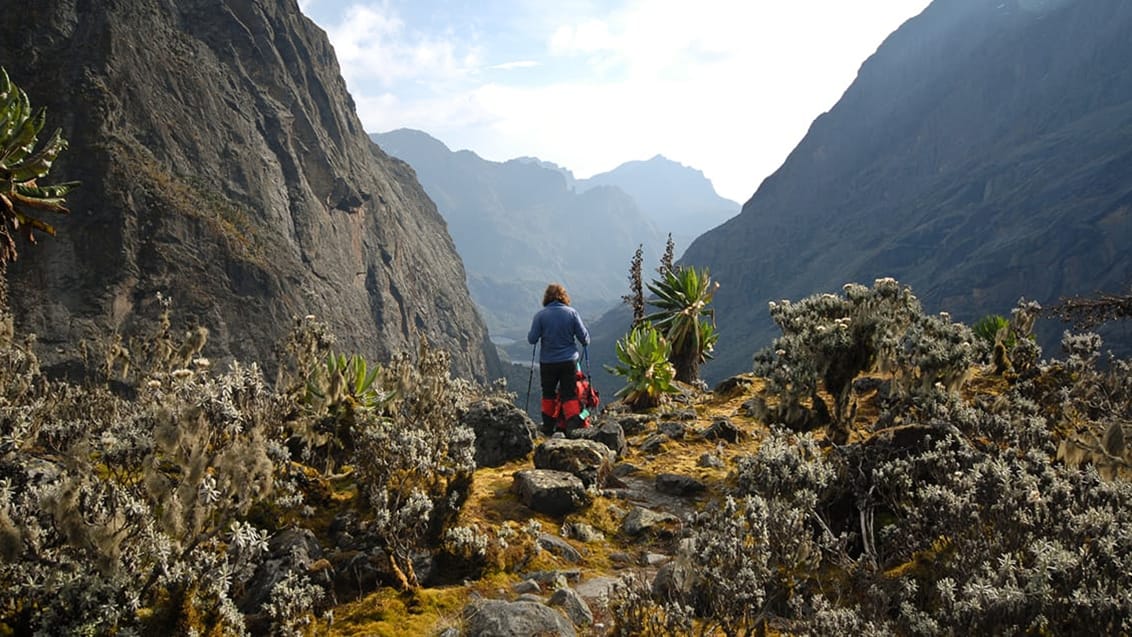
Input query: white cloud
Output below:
<box><xmin>323</xmin><ymin>3</ymin><xmax>480</xmax><ymax>89</ymax></box>
<box><xmin>325</xmin><ymin>0</ymin><xmax>931</xmax><ymax>202</ymax></box>
<box><xmin>489</xmin><ymin>60</ymin><xmax>540</xmax><ymax>71</ymax></box>
<box><xmin>548</xmin><ymin>19</ymin><xmax>615</xmax><ymax>56</ymax></box>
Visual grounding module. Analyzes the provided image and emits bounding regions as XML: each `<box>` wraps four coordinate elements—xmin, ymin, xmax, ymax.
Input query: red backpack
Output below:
<box><xmin>556</xmin><ymin>363</ymin><xmax>600</xmax><ymax>431</ymax></box>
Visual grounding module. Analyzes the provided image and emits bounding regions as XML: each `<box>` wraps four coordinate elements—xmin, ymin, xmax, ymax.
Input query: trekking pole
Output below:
<box><xmin>524</xmin><ymin>343</ymin><xmax>536</xmax><ymax>415</ymax></box>
<box><xmin>584</xmin><ymin>345</ymin><xmax>594</xmax><ymax>394</ymax></box>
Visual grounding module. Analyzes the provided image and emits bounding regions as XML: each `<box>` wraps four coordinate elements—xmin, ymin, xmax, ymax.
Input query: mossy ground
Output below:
<box><xmin>310</xmin><ymin>367</ymin><xmax>1009</xmax><ymax>635</ymax></box>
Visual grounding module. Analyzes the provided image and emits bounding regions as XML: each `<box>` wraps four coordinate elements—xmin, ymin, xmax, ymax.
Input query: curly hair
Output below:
<box><xmin>543</xmin><ymin>283</ymin><xmax>571</xmax><ymax>306</ymax></box>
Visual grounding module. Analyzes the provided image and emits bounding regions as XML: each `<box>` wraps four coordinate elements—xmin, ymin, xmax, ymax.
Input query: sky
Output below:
<box><xmin>297</xmin><ymin>0</ymin><xmax>933</xmax><ymax>204</ymax></box>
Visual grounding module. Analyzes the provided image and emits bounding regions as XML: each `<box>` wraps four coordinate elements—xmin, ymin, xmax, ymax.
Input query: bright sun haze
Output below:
<box><xmin>299</xmin><ymin>0</ymin><xmax>932</xmax><ymax>204</ymax></box>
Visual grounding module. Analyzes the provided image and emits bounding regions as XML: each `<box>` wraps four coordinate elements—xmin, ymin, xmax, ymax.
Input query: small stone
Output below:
<box><xmin>621</xmin><ymin>506</ymin><xmax>680</xmax><ymax>537</ymax></box>
<box><xmin>640</xmin><ymin>552</ymin><xmax>671</xmax><ymax>567</ymax></box>
<box><xmin>698</xmin><ymin>453</ymin><xmax>725</xmax><ymax>468</ymax></box>
<box><xmin>609</xmin><ymin>552</ymin><xmax>633</xmax><ymax>566</ymax></box>
<box><xmin>638</xmin><ymin>433</ymin><xmax>668</xmax><ymax>454</ymax></box>
<box><xmin>549</xmin><ymin>587</ymin><xmax>594</xmax><ymax>627</ymax></box>
<box><xmin>662</xmin><ymin>408</ymin><xmax>697</xmax><ymax>421</ymax></box>
<box><xmin>537</xmin><ymin>533</ymin><xmax>583</xmax><ymax>563</ymax></box>
<box><xmin>703</xmin><ymin>417</ymin><xmax>744</xmax><ymax>443</ymax></box>
<box><xmin>513</xmin><ymin>579</ymin><xmax>540</xmax><ymax>594</ymax></box>
<box><xmin>657</xmin><ymin>421</ymin><xmax>687</xmax><ymax>440</ymax></box>
<box><xmin>561</xmin><ymin>522</ymin><xmax>605</xmax><ymax>543</ymax></box>
<box><xmin>655</xmin><ymin>473</ymin><xmax>707</xmax><ymax>497</ymax></box>
<box><xmin>612</xmin><ymin>462</ymin><xmax>640</xmax><ymax>477</ymax></box>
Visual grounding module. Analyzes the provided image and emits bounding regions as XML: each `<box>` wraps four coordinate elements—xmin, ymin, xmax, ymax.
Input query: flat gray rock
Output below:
<box><xmin>463</xmin><ymin>599</ymin><xmax>576</xmax><ymax>637</ymax></box>
<box><xmin>513</xmin><ymin>469</ymin><xmax>590</xmax><ymax>517</ymax></box>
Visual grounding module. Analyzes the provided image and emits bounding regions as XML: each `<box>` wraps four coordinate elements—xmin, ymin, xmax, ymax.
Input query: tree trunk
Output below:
<box><xmin>672</xmin><ymin>347</ymin><xmax>699</xmax><ymax>384</ymax></box>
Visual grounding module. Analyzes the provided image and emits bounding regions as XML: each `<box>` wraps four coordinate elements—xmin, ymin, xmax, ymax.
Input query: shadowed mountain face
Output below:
<box><xmin>663</xmin><ymin>0</ymin><xmax>1132</xmax><ymax>383</ymax></box>
<box><xmin>0</xmin><ymin>0</ymin><xmax>501</xmax><ymax>381</ymax></box>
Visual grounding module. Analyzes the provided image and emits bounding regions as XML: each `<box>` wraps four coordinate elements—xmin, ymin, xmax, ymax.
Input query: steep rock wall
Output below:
<box><xmin>0</xmin><ymin>0</ymin><xmax>501</xmax><ymax>381</ymax></box>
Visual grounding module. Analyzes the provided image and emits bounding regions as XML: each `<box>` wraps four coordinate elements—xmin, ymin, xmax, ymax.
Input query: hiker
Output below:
<box><xmin>528</xmin><ymin>283</ymin><xmax>590</xmax><ymax>435</ymax></box>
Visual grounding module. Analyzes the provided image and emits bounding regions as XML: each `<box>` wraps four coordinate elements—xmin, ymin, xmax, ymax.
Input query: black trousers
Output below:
<box><xmin>540</xmin><ymin>360</ymin><xmax>577</xmax><ymax>400</ymax></box>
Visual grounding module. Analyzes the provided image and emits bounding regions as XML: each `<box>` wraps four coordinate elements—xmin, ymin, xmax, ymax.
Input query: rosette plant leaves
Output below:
<box><xmin>0</xmin><ymin>67</ymin><xmax>77</xmax><ymax>265</ymax></box>
<box><xmin>643</xmin><ymin>265</ymin><xmax>719</xmax><ymax>384</ymax></box>
<box><xmin>608</xmin><ymin>322</ymin><xmax>678</xmax><ymax>410</ymax></box>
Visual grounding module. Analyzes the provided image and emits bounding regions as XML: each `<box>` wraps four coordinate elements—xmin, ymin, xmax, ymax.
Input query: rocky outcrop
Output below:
<box><xmin>512</xmin><ymin>469</ymin><xmax>590</xmax><ymax>517</ymax></box>
<box><xmin>462</xmin><ymin>398</ymin><xmax>538</xmax><ymax>467</ymax></box>
<box><xmin>0</xmin><ymin>0</ymin><xmax>501</xmax><ymax>382</ymax></box>
<box><xmin>462</xmin><ymin>599</ymin><xmax>576</xmax><ymax>637</ymax></box>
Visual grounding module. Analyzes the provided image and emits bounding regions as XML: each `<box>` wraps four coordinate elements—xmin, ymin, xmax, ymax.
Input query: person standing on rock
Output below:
<box><xmin>528</xmin><ymin>283</ymin><xmax>590</xmax><ymax>435</ymax></box>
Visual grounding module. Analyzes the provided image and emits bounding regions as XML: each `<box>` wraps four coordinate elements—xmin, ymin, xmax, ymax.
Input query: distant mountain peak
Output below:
<box><xmin>374</xmin><ymin>128</ymin><xmax>452</xmax><ymax>156</ymax></box>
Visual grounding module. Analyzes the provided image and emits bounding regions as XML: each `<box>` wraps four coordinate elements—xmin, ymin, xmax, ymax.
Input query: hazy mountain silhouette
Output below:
<box><xmin>578</xmin><ymin>155</ymin><xmax>739</xmax><ymax>255</ymax></box>
<box><xmin>374</xmin><ymin>129</ymin><xmax>733</xmax><ymax>350</ymax></box>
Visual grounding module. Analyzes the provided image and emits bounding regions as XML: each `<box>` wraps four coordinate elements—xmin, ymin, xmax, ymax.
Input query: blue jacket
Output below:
<box><xmin>528</xmin><ymin>301</ymin><xmax>590</xmax><ymax>363</ymax></box>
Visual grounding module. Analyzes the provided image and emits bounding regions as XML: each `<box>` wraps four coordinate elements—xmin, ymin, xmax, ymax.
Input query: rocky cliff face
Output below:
<box><xmin>0</xmin><ymin>0</ymin><xmax>501</xmax><ymax>381</ymax></box>
<box><xmin>678</xmin><ymin>0</ymin><xmax>1132</xmax><ymax>381</ymax></box>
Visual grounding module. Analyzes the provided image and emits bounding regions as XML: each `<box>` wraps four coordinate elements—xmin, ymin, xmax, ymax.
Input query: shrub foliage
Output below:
<box><xmin>0</xmin><ymin>295</ymin><xmax>488</xmax><ymax>633</ymax></box>
<box><xmin>610</xmin><ymin>278</ymin><xmax>1132</xmax><ymax>635</ymax></box>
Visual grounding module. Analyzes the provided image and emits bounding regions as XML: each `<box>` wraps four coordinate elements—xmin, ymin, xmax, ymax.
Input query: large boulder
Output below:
<box><xmin>462</xmin><ymin>398</ymin><xmax>538</xmax><ymax>467</ymax></box>
<box><xmin>463</xmin><ymin>599</ymin><xmax>576</xmax><ymax>637</ymax></box>
<box><xmin>574</xmin><ymin>419</ymin><xmax>628</xmax><ymax>458</ymax></box>
<box><xmin>533</xmin><ymin>438</ymin><xmax>615</xmax><ymax>488</ymax></box>
<box><xmin>513</xmin><ymin>469</ymin><xmax>591</xmax><ymax>517</ymax></box>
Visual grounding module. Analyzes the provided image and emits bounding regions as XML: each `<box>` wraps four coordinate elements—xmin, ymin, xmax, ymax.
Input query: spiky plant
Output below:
<box><xmin>0</xmin><ymin>67</ymin><xmax>77</xmax><ymax>265</ymax></box>
<box><xmin>305</xmin><ymin>352</ymin><xmax>385</xmax><ymax>414</ymax></box>
<box><xmin>973</xmin><ymin>314</ymin><xmax>1011</xmax><ymax>346</ymax></box>
<box><xmin>607</xmin><ymin>323</ymin><xmax>678</xmax><ymax>411</ymax></box>
<box><xmin>622</xmin><ymin>244</ymin><xmax>645</xmax><ymax>323</ymax></box>
<box><xmin>657</xmin><ymin>233</ymin><xmax>675</xmax><ymax>276</ymax></box>
<box><xmin>301</xmin><ymin>352</ymin><xmax>391</xmax><ymax>472</ymax></box>
<box><xmin>643</xmin><ymin>265</ymin><xmax>719</xmax><ymax>384</ymax></box>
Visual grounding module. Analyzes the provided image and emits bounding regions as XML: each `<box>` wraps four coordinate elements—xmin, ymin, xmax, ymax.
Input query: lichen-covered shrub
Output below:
<box><xmin>0</xmin><ymin>321</ymin><xmax>287</xmax><ymax>634</ymax></box>
<box><xmin>0</xmin><ymin>293</ymin><xmax>489</xmax><ymax>630</ymax></box>
<box><xmin>751</xmin><ymin>278</ymin><xmax>975</xmax><ymax>442</ymax></box>
<box><xmin>605</xmin><ymin>572</ymin><xmax>694</xmax><ymax>637</ymax></box>
<box><xmin>437</xmin><ymin>520</ymin><xmax>543</xmax><ymax>582</ymax></box>
<box><xmin>632</xmin><ymin>285</ymin><xmax>1132</xmax><ymax>636</ymax></box>
<box><xmin>350</xmin><ymin>341</ymin><xmax>479</xmax><ymax>590</ymax></box>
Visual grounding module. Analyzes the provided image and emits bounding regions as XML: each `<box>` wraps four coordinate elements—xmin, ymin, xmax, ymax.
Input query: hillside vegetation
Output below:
<box><xmin>4</xmin><ymin>50</ymin><xmax>1132</xmax><ymax>634</ymax></box>
<box><xmin>3</xmin><ymin>270</ymin><xmax>1131</xmax><ymax>635</ymax></box>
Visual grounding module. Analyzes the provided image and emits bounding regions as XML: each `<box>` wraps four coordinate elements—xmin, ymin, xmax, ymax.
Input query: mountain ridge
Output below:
<box><xmin>661</xmin><ymin>0</ymin><xmax>1132</xmax><ymax>383</ymax></box>
<box><xmin>371</xmin><ymin>128</ymin><xmax>736</xmax><ymax>346</ymax></box>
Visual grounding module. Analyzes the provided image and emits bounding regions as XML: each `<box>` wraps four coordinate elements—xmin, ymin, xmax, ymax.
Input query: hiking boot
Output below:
<box><xmin>541</xmin><ymin>414</ymin><xmax>557</xmax><ymax>437</ymax></box>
